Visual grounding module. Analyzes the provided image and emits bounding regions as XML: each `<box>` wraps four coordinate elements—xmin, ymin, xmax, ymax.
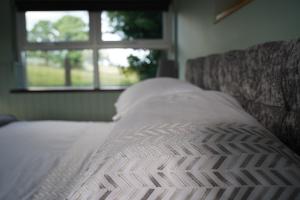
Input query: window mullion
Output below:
<box><xmin>24</xmin><ymin>42</ymin><xmax>91</xmax><ymax>51</ymax></box>
<box><xmin>90</xmin><ymin>11</ymin><xmax>101</xmax><ymax>89</ymax></box>
<box><xmin>94</xmin><ymin>41</ymin><xmax>170</xmax><ymax>49</ymax></box>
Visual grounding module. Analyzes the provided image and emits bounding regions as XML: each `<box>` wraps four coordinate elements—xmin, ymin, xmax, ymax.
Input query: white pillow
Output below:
<box><xmin>113</xmin><ymin>78</ymin><xmax>202</xmax><ymax>120</ymax></box>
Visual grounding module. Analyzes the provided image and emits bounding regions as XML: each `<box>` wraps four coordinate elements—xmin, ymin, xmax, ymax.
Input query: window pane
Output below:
<box><xmin>26</xmin><ymin>11</ymin><xmax>89</xmax><ymax>42</ymax></box>
<box><xmin>26</xmin><ymin>50</ymin><xmax>93</xmax><ymax>87</ymax></box>
<box><xmin>99</xmin><ymin>49</ymin><xmax>162</xmax><ymax>88</ymax></box>
<box><xmin>101</xmin><ymin>11</ymin><xmax>163</xmax><ymax>41</ymax></box>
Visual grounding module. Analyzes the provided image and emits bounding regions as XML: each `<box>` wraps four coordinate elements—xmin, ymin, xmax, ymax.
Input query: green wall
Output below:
<box><xmin>177</xmin><ymin>0</ymin><xmax>300</xmax><ymax>78</ymax></box>
<box><xmin>0</xmin><ymin>0</ymin><xmax>120</xmax><ymax>121</ymax></box>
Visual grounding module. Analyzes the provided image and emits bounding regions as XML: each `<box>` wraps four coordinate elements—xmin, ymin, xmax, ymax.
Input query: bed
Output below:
<box><xmin>0</xmin><ymin>38</ymin><xmax>300</xmax><ymax>200</ymax></box>
<box><xmin>0</xmin><ymin>121</ymin><xmax>114</xmax><ymax>199</ymax></box>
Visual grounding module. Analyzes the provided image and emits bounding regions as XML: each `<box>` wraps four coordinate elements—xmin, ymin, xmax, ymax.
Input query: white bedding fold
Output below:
<box><xmin>1</xmin><ymin>89</ymin><xmax>300</xmax><ymax>200</ymax></box>
<box><xmin>65</xmin><ymin>91</ymin><xmax>300</xmax><ymax>199</ymax></box>
<box><xmin>0</xmin><ymin>121</ymin><xmax>114</xmax><ymax>200</ymax></box>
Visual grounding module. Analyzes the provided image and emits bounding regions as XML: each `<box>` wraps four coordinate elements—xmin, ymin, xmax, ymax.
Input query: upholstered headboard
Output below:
<box><xmin>186</xmin><ymin>39</ymin><xmax>300</xmax><ymax>154</ymax></box>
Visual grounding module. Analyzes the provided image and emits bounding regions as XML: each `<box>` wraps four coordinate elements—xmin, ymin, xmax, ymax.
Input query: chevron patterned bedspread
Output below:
<box><xmin>35</xmin><ymin>91</ymin><xmax>300</xmax><ymax>200</ymax></box>
<box><xmin>68</xmin><ymin>123</ymin><xmax>300</xmax><ymax>200</ymax></box>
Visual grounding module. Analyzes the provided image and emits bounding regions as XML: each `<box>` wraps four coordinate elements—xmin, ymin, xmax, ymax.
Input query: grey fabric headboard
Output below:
<box><xmin>186</xmin><ymin>39</ymin><xmax>300</xmax><ymax>154</ymax></box>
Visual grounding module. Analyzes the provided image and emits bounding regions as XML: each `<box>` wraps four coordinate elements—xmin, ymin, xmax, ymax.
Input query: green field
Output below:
<box><xmin>27</xmin><ymin>65</ymin><xmax>139</xmax><ymax>87</ymax></box>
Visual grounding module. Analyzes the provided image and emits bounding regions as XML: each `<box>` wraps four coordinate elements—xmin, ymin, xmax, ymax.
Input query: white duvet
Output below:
<box><xmin>68</xmin><ymin>90</ymin><xmax>300</xmax><ymax>200</ymax></box>
<box><xmin>0</xmin><ymin>121</ymin><xmax>114</xmax><ymax>200</ymax></box>
<box><xmin>0</xmin><ymin>80</ymin><xmax>299</xmax><ymax>199</ymax></box>
<box><xmin>66</xmin><ymin>90</ymin><xmax>300</xmax><ymax>199</ymax></box>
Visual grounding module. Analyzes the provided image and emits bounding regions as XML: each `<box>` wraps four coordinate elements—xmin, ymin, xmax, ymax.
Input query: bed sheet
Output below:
<box><xmin>0</xmin><ymin>121</ymin><xmax>114</xmax><ymax>200</ymax></box>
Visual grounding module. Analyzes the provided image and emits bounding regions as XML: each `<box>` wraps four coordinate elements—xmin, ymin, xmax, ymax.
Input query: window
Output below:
<box><xmin>101</xmin><ymin>11</ymin><xmax>163</xmax><ymax>41</ymax></box>
<box><xmin>16</xmin><ymin>11</ymin><xmax>172</xmax><ymax>90</ymax></box>
<box><xmin>25</xmin><ymin>50</ymin><xmax>93</xmax><ymax>87</ymax></box>
<box><xmin>25</xmin><ymin>11</ymin><xmax>90</xmax><ymax>43</ymax></box>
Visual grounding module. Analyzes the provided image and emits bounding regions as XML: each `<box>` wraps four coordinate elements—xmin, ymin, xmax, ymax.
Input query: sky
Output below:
<box><xmin>25</xmin><ymin>11</ymin><xmax>149</xmax><ymax>67</ymax></box>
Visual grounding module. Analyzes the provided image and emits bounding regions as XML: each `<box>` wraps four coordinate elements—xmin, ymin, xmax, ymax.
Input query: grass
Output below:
<box><xmin>27</xmin><ymin>65</ymin><xmax>139</xmax><ymax>87</ymax></box>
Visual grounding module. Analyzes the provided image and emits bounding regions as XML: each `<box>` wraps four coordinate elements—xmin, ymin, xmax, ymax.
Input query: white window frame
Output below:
<box><xmin>16</xmin><ymin>11</ymin><xmax>172</xmax><ymax>89</ymax></box>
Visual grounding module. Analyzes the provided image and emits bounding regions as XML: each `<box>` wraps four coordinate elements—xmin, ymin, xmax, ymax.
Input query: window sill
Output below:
<box><xmin>10</xmin><ymin>87</ymin><xmax>126</xmax><ymax>93</ymax></box>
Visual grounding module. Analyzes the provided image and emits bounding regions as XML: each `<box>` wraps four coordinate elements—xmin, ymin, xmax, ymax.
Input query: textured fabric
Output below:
<box><xmin>0</xmin><ymin>121</ymin><xmax>114</xmax><ymax>200</ymax></box>
<box><xmin>6</xmin><ymin>82</ymin><xmax>299</xmax><ymax>199</ymax></box>
<box><xmin>68</xmin><ymin>122</ymin><xmax>300</xmax><ymax>200</ymax></box>
<box><xmin>45</xmin><ymin>90</ymin><xmax>299</xmax><ymax>200</ymax></box>
<box><xmin>186</xmin><ymin>38</ymin><xmax>300</xmax><ymax>155</ymax></box>
<box><xmin>113</xmin><ymin>78</ymin><xmax>201</xmax><ymax>121</ymax></box>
